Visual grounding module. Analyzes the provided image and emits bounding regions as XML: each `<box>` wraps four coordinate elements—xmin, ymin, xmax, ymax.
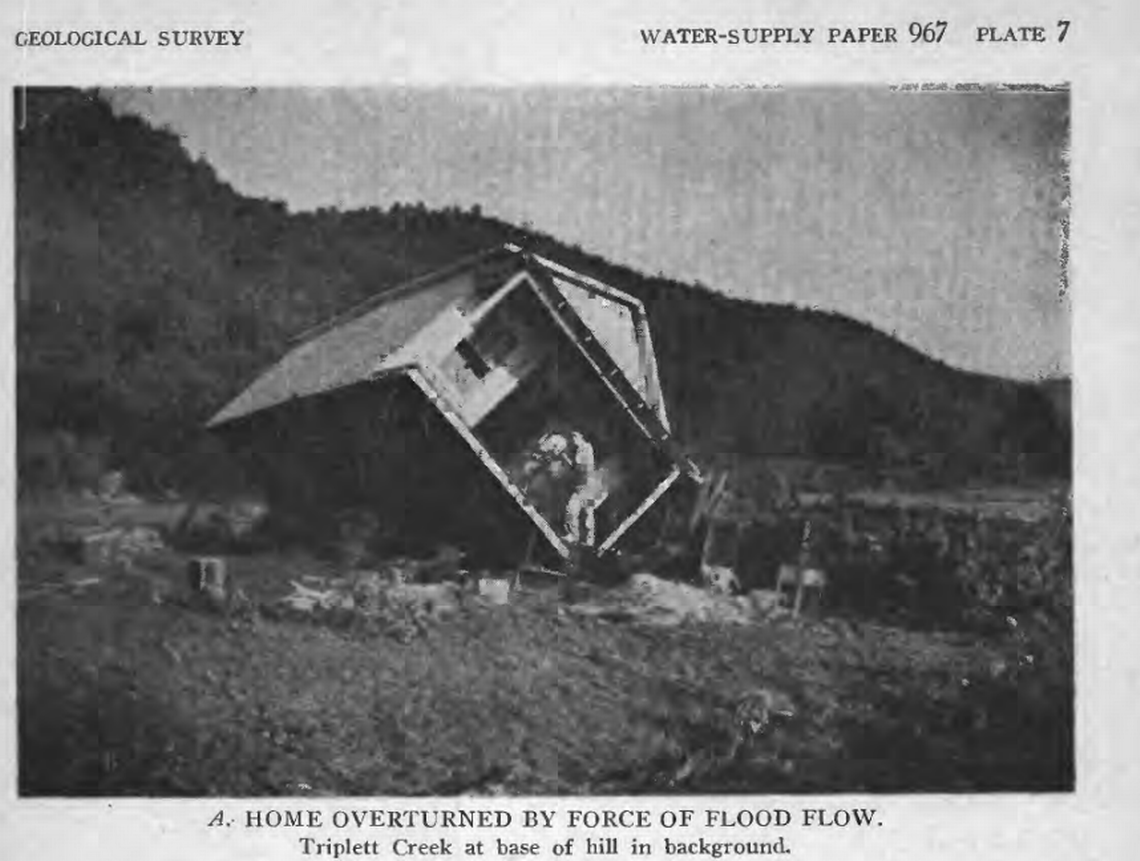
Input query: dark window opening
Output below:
<box><xmin>474</xmin><ymin>322</ymin><xmax>519</xmax><ymax>365</ymax></box>
<box><xmin>455</xmin><ymin>339</ymin><xmax>491</xmax><ymax>379</ymax></box>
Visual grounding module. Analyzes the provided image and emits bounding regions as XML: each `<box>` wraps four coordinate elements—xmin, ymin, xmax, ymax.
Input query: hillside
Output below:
<box><xmin>1038</xmin><ymin>377</ymin><xmax>1072</xmax><ymax>432</ymax></box>
<box><xmin>15</xmin><ymin>87</ymin><xmax>1070</xmax><ymax>495</ymax></box>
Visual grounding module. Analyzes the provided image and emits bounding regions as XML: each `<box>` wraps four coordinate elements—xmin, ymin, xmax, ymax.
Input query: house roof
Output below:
<box><xmin>208</xmin><ymin>245</ymin><xmax>656</xmax><ymax>429</ymax></box>
<box><xmin>208</xmin><ymin>272</ymin><xmax>474</xmax><ymax>427</ymax></box>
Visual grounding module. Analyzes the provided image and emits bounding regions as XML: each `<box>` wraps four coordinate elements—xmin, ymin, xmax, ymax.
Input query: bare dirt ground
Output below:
<box><xmin>17</xmin><ymin>496</ymin><xmax>1073</xmax><ymax>797</ymax></box>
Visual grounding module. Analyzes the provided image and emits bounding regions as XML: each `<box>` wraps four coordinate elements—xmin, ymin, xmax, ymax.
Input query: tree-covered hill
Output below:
<box><xmin>15</xmin><ymin>88</ymin><xmax>1069</xmax><ymax>494</ymax></box>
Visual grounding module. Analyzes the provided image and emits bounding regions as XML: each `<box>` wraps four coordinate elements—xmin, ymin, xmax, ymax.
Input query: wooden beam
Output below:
<box><xmin>512</xmin><ymin>245</ymin><xmax>648</xmax><ymax>316</ymax></box>
<box><xmin>636</xmin><ymin>316</ymin><xmax>671</xmax><ymax>432</ymax></box>
<box><xmin>598</xmin><ymin>466</ymin><xmax>682</xmax><ymax>554</ymax></box>
<box><xmin>524</xmin><ymin>274</ymin><xmax>659</xmax><ymax>444</ymax></box>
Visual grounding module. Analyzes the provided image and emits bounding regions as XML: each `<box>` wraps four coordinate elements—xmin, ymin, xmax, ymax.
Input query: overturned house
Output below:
<box><xmin>208</xmin><ymin>245</ymin><xmax>701</xmax><ymax>565</ymax></box>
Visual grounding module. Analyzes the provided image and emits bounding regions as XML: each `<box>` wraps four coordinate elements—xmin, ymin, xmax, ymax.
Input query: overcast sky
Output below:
<box><xmin>110</xmin><ymin>86</ymin><xmax>1070</xmax><ymax>380</ymax></box>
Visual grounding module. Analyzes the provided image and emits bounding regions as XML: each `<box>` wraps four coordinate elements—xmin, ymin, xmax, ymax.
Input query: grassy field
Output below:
<box><xmin>17</xmin><ymin>495</ymin><xmax>1073</xmax><ymax>797</ymax></box>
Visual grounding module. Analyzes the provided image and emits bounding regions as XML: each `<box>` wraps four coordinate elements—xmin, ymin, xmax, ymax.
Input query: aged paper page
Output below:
<box><xmin>2</xmin><ymin>1</ymin><xmax>1137</xmax><ymax>859</ymax></box>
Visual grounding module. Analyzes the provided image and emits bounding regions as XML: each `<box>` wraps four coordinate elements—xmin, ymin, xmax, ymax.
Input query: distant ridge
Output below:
<box><xmin>15</xmin><ymin>88</ymin><xmax>1069</xmax><ymax>492</ymax></box>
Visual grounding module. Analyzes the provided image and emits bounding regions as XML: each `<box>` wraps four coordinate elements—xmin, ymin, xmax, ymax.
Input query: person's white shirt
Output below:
<box><xmin>571</xmin><ymin>432</ymin><xmax>595</xmax><ymax>474</ymax></box>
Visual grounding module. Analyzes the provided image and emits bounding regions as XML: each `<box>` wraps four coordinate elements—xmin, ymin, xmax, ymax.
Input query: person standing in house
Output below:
<box><xmin>521</xmin><ymin>430</ymin><xmax>572</xmax><ymax>529</ymax></box>
<box><xmin>564</xmin><ymin>430</ymin><xmax>609</xmax><ymax>547</ymax></box>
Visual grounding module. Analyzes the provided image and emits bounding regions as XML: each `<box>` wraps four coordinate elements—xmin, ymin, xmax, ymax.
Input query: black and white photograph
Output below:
<box><xmin>15</xmin><ymin>85</ymin><xmax>1073</xmax><ymax>798</ymax></box>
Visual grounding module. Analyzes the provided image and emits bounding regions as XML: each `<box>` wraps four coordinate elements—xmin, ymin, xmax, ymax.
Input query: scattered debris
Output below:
<box><xmin>116</xmin><ymin>526</ymin><xmax>166</xmax><ymax>561</ymax></box>
<box><xmin>174</xmin><ymin>498</ymin><xmax>268</xmax><ymax>547</ymax></box>
<box><xmin>476</xmin><ymin>576</ymin><xmax>512</xmax><ymax>606</ymax></box>
<box><xmin>216</xmin><ymin>499</ymin><xmax>268</xmax><ymax>541</ymax></box>
<box><xmin>62</xmin><ymin>524</ymin><xmax>165</xmax><ymax>569</ymax></box>
<box><xmin>745</xmin><ymin>589</ymin><xmax>782</xmax><ymax>615</ymax></box>
<box><xmin>188</xmin><ymin>556</ymin><xmax>227</xmax><ymax>594</ymax></box>
<box><xmin>774</xmin><ymin>564</ymin><xmax>827</xmax><ymax>618</ymax></box>
<box><xmin>64</xmin><ymin>527</ymin><xmax>124</xmax><ymax>566</ymax></box>
<box><xmin>350</xmin><ymin>570</ymin><xmax>389</xmax><ymax>611</ymax></box>
<box><xmin>701</xmin><ymin>563</ymin><xmax>740</xmax><ymax>595</ymax></box>
<box><xmin>281</xmin><ymin>580</ymin><xmax>355</xmax><ymax>614</ymax></box>
<box><xmin>385</xmin><ymin>582</ymin><xmax>463</xmax><ymax>618</ymax></box>
<box><xmin>413</xmin><ymin>546</ymin><xmax>466</xmax><ymax>583</ymax></box>
<box><xmin>90</xmin><ymin>470</ymin><xmax>144</xmax><ymax>505</ymax></box>
<box><xmin>184</xmin><ymin>556</ymin><xmax>254</xmax><ymax>616</ymax></box>
<box><xmin>568</xmin><ymin>572</ymin><xmax>787</xmax><ymax>628</ymax></box>
<box><xmin>270</xmin><ymin>565</ymin><xmax>482</xmax><ymax>641</ymax></box>
<box><xmin>18</xmin><ymin>576</ymin><xmax>105</xmax><ymax>603</ymax></box>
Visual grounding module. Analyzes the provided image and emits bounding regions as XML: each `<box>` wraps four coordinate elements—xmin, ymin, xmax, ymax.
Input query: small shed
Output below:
<box><xmin>208</xmin><ymin>245</ymin><xmax>700</xmax><ymax>563</ymax></box>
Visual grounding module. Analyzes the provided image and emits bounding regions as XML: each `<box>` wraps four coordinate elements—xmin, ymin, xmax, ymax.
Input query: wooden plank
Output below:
<box><xmin>518</xmin><ymin>247</ymin><xmax>674</xmax><ymax>430</ymax></box>
<box><xmin>513</xmin><ymin>246</ymin><xmax>648</xmax><ymax>315</ymax></box>
<box><xmin>636</xmin><ymin>317</ymin><xmax>670</xmax><ymax>432</ymax></box>
<box><xmin>525</xmin><ymin>273</ymin><xmax>660</xmax><ymax>443</ymax></box>
<box><xmin>598</xmin><ymin>466</ymin><xmax>682</xmax><ymax>554</ymax></box>
<box><xmin>519</xmin><ymin>564</ymin><xmax>569</xmax><ymax>578</ymax></box>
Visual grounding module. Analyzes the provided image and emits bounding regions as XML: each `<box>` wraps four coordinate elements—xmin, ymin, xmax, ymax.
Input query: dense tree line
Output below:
<box><xmin>16</xmin><ymin>88</ymin><xmax>1070</xmax><ymax>495</ymax></box>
